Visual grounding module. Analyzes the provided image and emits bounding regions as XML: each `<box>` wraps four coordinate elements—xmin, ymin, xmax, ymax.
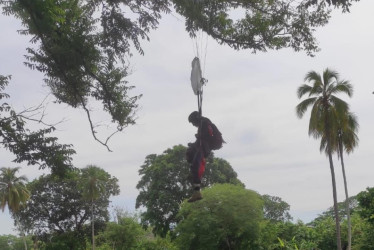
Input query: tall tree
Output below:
<box><xmin>333</xmin><ymin>111</ymin><xmax>358</xmax><ymax>250</ymax></box>
<box><xmin>296</xmin><ymin>68</ymin><xmax>353</xmax><ymax>250</ymax></box>
<box><xmin>0</xmin><ymin>167</ymin><xmax>30</xmax><ymax>250</ymax></box>
<box><xmin>317</xmin><ymin>101</ymin><xmax>358</xmax><ymax>250</ymax></box>
<box><xmin>81</xmin><ymin>165</ymin><xmax>110</xmax><ymax>250</ymax></box>
<box><xmin>136</xmin><ymin>145</ymin><xmax>243</xmax><ymax>237</ymax></box>
<box><xmin>0</xmin><ymin>0</ymin><xmax>335</xmax><ymax>149</ymax></box>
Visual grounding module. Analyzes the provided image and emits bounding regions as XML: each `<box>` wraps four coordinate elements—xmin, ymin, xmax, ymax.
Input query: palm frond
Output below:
<box><xmin>308</xmin><ymin>100</ymin><xmax>323</xmax><ymax>139</ymax></box>
<box><xmin>320</xmin><ymin>133</ymin><xmax>338</xmax><ymax>155</ymax></box>
<box><xmin>319</xmin><ymin>135</ymin><xmax>328</xmax><ymax>154</ymax></box>
<box><xmin>297</xmin><ymin>84</ymin><xmax>313</xmax><ymax>99</ymax></box>
<box><xmin>296</xmin><ymin>97</ymin><xmax>317</xmax><ymax>118</ymax></box>
<box><xmin>323</xmin><ymin>68</ymin><xmax>339</xmax><ymax>86</ymax></box>
<box><xmin>304</xmin><ymin>71</ymin><xmax>322</xmax><ymax>83</ymax></box>
<box><xmin>330</xmin><ymin>95</ymin><xmax>349</xmax><ymax>115</ymax></box>
<box><xmin>340</xmin><ymin>112</ymin><xmax>359</xmax><ymax>154</ymax></box>
<box><xmin>296</xmin><ymin>68</ymin><xmax>358</xmax><ymax>162</ymax></box>
<box><xmin>304</xmin><ymin>71</ymin><xmax>323</xmax><ymax>96</ymax></box>
<box><xmin>332</xmin><ymin>80</ymin><xmax>353</xmax><ymax>97</ymax></box>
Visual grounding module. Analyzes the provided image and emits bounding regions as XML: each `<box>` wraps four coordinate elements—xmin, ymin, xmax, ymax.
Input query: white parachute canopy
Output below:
<box><xmin>190</xmin><ymin>57</ymin><xmax>203</xmax><ymax>95</ymax></box>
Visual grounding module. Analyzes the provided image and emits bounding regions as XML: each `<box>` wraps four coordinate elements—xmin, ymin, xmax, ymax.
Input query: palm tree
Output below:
<box><xmin>81</xmin><ymin>165</ymin><xmax>107</xmax><ymax>250</ymax></box>
<box><xmin>323</xmin><ymin>111</ymin><xmax>358</xmax><ymax>250</ymax></box>
<box><xmin>296</xmin><ymin>68</ymin><xmax>353</xmax><ymax>250</ymax></box>
<box><xmin>338</xmin><ymin>112</ymin><xmax>358</xmax><ymax>250</ymax></box>
<box><xmin>0</xmin><ymin>167</ymin><xmax>30</xmax><ymax>213</ymax></box>
<box><xmin>0</xmin><ymin>167</ymin><xmax>30</xmax><ymax>250</ymax></box>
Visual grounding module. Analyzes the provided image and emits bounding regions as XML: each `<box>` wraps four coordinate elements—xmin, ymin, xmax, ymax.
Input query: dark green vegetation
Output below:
<box><xmin>2</xmin><ymin>146</ymin><xmax>374</xmax><ymax>249</ymax></box>
<box><xmin>136</xmin><ymin>145</ymin><xmax>243</xmax><ymax>237</ymax></box>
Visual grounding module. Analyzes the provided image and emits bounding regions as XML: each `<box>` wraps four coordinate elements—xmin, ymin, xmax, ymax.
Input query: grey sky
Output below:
<box><xmin>1</xmin><ymin>1</ymin><xmax>374</xmax><ymax>235</ymax></box>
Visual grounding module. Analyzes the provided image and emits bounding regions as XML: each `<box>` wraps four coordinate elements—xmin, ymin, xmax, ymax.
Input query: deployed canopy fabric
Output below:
<box><xmin>190</xmin><ymin>57</ymin><xmax>203</xmax><ymax>95</ymax></box>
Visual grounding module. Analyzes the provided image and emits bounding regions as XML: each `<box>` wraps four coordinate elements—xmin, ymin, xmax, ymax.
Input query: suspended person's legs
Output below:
<box><xmin>188</xmin><ymin>148</ymin><xmax>205</xmax><ymax>202</ymax></box>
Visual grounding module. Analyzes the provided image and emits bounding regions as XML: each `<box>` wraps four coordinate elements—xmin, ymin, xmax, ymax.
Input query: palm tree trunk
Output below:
<box><xmin>22</xmin><ymin>233</ymin><xmax>27</xmax><ymax>250</ymax></box>
<box><xmin>14</xmin><ymin>215</ymin><xmax>27</xmax><ymax>250</ymax></box>
<box><xmin>328</xmin><ymin>150</ymin><xmax>342</xmax><ymax>250</ymax></box>
<box><xmin>339</xmin><ymin>142</ymin><xmax>351</xmax><ymax>250</ymax></box>
<box><xmin>91</xmin><ymin>199</ymin><xmax>95</xmax><ymax>250</ymax></box>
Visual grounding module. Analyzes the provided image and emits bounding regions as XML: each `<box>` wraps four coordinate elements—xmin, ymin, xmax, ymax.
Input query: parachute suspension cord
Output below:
<box><xmin>202</xmin><ymin>32</ymin><xmax>208</xmax><ymax>77</ymax></box>
<box><xmin>197</xmin><ymin>89</ymin><xmax>203</xmax><ymax>117</ymax></box>
<box><xmin>197</xmin><ymin>89</ymin><xmax>203</xmax><ymax>147</ymax></box>
<box><xmin>192</xmin><ymin>29</ymin><xmax>209</xmax><ymax>78</ymax></box>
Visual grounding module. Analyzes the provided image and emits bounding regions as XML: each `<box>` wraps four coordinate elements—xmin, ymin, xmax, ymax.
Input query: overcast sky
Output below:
<box><xmin>1</xmin><ymin>1</ymin><xmax>374</xmax><ymax>235</ymax></box>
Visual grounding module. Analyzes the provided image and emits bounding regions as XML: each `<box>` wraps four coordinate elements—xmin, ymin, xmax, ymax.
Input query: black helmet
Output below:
<box><xmin>188</xmin><ymin>111</ymin><xmax>200</xmax><ymax>124</ymax></box>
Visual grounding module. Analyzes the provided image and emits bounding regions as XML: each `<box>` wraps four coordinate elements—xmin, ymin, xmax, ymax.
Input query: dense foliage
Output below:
<box><xmin>175</xmin><ymin>184</ymin><xmax>263</xmax><ymax>250</ymax></box>
<box><xmin>136</xmin><ymin>145</ymin><xmax>243</xmax><ymax>237</ymax></box>
<box><xmin>14</xmin><ymin>167</ymin><xmax>119</xmax><ymax>249</ymax></box>
<box><xmin>3</xmin><ymin>180</ymin><xmax>374</xmax><ymax>249</ymax></box>
<box><xmin>0</xmin><ymin>168</ymin><xmax>374</xmax><ymax>250</ymax></box>
<box><xmin>262</xmin><ymin>194</ymin><xmax>293</xmax><ymax>222</ymax></box>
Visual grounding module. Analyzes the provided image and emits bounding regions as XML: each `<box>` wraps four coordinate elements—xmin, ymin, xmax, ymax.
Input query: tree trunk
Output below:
<box><xmin>328</xmin><ymin>150</ymin><xmax>342</xmax><ymax>250</ymax></box>
<box><xmin>14</xmin><ymin>216</ymin><xmax>27</xmax><ymax>250</ymax></box>
<box><xmin>339</xmin><ymin>141</ymin><xmax>351</xmax><ymax>250</ymax></box>
<box><xmin>91</xmin><ymin>199</ymin><xmax>95</xmax><ymax>250</ymax></box>
<box><xmin>22</xmin><ymin>233</ymin><xmax>27</xmax><ymax>250</ymax></box>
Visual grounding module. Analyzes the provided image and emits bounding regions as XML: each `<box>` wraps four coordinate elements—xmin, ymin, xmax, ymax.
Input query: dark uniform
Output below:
<box><xmin>186</xmin><ymin>111</ymin><xmax>214</xmax><ymax>202</ymax></box>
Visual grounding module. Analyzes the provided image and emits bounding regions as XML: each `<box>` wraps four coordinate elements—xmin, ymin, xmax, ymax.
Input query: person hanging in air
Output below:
<box><xmin>186</xmin><ymin>111</ymin><xmax>224</xmax><ymax>202</ymax></box>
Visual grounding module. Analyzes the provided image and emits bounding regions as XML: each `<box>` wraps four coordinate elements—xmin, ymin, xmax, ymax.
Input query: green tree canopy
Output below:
<box><xmin>175</xmin><ymin>183</ymin><xmax>263</xmax><ymax>250</ymax></box>
<box><xmin>136</xmin><ymin>145</ymin><xmax>243</xmax><ymax>237</ymax></box>
<box><xmin>0</xmin><ymin>0</ymin><xmax>342</xmax><ymax>148</ymax></box>
<box><xmin>262</xmin><ymin>194</ymin><xmax>293</xmax><ymax>222</ymax></box>
<box><xmin>357</xmin><ymin>187</ymin><xmax>374</xmax><ymax>225</ymax></box>
<box><xmin>15</xmin><ymin>167</ymin><xmax>119</xmax><ymax>247</ymax></box>
<box><xmin>96</xmin><ymin>212</ymin><xmax>145</xmax><ymax>250</ymax></box>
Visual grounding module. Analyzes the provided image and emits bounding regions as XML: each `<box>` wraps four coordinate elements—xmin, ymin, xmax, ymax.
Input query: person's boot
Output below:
<box><xmin>188</xmin><ymin>190</ymin><xmax>202</xmax><ymax>202</ymax></box>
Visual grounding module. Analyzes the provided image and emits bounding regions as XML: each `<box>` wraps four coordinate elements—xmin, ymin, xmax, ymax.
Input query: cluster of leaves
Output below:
<box><xmin>305</xmin><ymin>0</ymin><xmax>360</xmax><ymax>12</ymax></box>
<box><xmin>0</xmin><ymin>75</ymin><xmax>75</xmax><ymax>176</ymax></box>
<box><xmin>1</xmin><ymin>0</ymin><xmax>152</xmax><ymax>149</ymax></box>
<box><xmin>173</xmin><ymin>0</ymin><xmax>331</xmax><ymax>56</ymax></box>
